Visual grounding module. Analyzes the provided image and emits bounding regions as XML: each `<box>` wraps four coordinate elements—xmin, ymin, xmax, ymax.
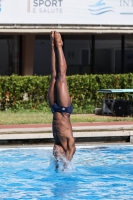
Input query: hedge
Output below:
<box><xmin>0</xmin><ymin>74</ymin><xmax>133</xmax><ymax>111</ymax></box>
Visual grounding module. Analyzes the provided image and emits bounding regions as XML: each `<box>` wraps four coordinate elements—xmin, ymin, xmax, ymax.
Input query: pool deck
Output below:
<box><xmin>0</xmin><ymin>121</ymin><xmax>133</xmax><ymax>144</ymax></box>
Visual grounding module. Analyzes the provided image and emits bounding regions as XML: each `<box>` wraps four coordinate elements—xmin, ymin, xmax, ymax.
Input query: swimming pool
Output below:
<box><xmin>0</xmin><ymin>145</ymin><xmax>133</xmax><ymax>200</ymax></box>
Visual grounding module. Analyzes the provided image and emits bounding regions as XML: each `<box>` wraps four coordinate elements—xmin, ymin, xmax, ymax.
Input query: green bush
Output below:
<box><xmin>0</xmin><ymin>74</ymin><xmax>133</xmax><ymax>112</ymax></box>
<box><xmin>0</xmin><ymin>75</ymin><xmax>50</xmax><ymax>111</ymax></box>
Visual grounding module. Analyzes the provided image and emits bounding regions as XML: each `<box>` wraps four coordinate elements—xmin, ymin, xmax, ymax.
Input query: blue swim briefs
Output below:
<box><xmin>51</xmin><ymin>103</ymin><xmax>73</xmax><ymax>114</ymax></box>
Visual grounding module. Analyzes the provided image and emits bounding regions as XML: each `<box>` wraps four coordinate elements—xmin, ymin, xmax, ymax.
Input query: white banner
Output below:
<box><xmin>0</xmin><ymin>0</ymin><xmax>133</xmax><ymax>25</ymax></box>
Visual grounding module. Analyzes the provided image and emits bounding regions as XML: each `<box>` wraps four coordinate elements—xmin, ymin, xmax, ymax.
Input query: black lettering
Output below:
<box><xmin>52</xmin><ymin>0</ymin><xmax>57</xmax><ymax>7</ymax></box>
<box><xmin>33</xmin><ymin>0</ymin><xmax>63</xmax><ymax>8</ymax></box>
<box><xmin>39</xmin><ymin>0</ymin><xmax>44</xmax><ymax>6</ymax></box>
<box><xmin>58</xmin><ymin>0</ymin><xmax>63</xmax><ymax>7</ymax></box>
<box><xmin>45</xmin><ymin>0</ymin><xmax>51</xmax><ymax>7</ymax></box>
<box><xmin>123</xmin><ymin>0</ymin><xmax>129</xmax><ymax>6</ymax></box>
<box><xmin>34</xmin><ymin>0</ymin><xmax>38</xmax><ymax>7</ymax></box>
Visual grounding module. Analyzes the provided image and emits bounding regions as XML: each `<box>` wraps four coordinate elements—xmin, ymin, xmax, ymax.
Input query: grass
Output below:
<box><xmin>0</xmin><ymin>111</ymin><xmax>52</xmax><ymax>125</ymax></box>
<box><xmin>0</xmin><ymin>110</ymin><xmax>133</xmax><ymax>125</ymax></box>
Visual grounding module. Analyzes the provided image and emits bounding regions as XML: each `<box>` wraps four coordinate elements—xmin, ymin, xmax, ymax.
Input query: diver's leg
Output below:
<box><xmin>54</xmin><ymin>31</ymin><xmax>71</xmax><ymax>107</ymax></box>
<box><xmin>48</xmin><ymin>31</ymin><xmax>57</xmax><ymax>106</ymax></box>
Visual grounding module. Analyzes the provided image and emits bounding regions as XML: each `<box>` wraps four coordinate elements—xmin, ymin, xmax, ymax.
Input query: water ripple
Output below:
<box><xmin>0</xmin><ymin>145</ymin><xmax>133</xmax><ymax>199</ymax></box>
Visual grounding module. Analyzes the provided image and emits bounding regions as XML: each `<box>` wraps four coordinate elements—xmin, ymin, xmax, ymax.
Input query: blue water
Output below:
<box><xmin>0</xmin><ymin>145</ymin><xmax>133</xmax><ymax>200</ymax></box>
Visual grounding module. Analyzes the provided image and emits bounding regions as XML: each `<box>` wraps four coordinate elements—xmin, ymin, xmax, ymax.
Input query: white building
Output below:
<box><xmin>0</xmin><ymin>0</ymin><xmax>133</xmax><ymax>76</ymax></box>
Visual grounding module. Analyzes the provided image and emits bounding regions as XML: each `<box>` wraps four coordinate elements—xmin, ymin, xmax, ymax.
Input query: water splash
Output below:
<box><xmin>48</xmin><ymin>154</ymin><xmax>76</xmax><ymax>174</ymax></box>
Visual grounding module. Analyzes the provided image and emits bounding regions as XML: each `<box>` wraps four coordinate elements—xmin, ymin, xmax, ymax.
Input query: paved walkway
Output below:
<box><xmin>0</xmin><ymin>121</ymin><xmax>133</xmax><ymax>129</ymax></box>
<box><xmin>0</xmin><ymin>122</ymin><xmax>133</xmax><ymax>143</ymax></box>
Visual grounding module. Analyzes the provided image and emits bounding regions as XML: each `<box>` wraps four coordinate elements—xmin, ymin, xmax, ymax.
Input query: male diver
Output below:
<box><xmin>48</xmin><ymin>31</ymin><xmax>76</xmax><ymax>165</ymax></box>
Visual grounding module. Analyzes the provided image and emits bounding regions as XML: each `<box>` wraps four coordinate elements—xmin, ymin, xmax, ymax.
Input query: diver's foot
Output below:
<box><xmin>50</xmin><ymin>31</ymin><xmax>55</xmax><ymax>47</ymax></box>
<box><xmin>54</xmin><ymin>31</ymin><xmax>63</xmax><ymax>47</ymax></box>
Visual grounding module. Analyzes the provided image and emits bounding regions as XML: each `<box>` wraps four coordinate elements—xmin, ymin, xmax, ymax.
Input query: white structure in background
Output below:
<box><xmin>0</xmin><ymin>0</ymin><xmax>132</xmax><ymax>76</ymax></box>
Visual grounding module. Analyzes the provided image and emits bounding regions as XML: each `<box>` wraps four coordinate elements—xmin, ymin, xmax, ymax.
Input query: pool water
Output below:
<box><xmin>0</xmin><ymin>145</ymin><xmax>133</xmax><ymax>200</ymax></box>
